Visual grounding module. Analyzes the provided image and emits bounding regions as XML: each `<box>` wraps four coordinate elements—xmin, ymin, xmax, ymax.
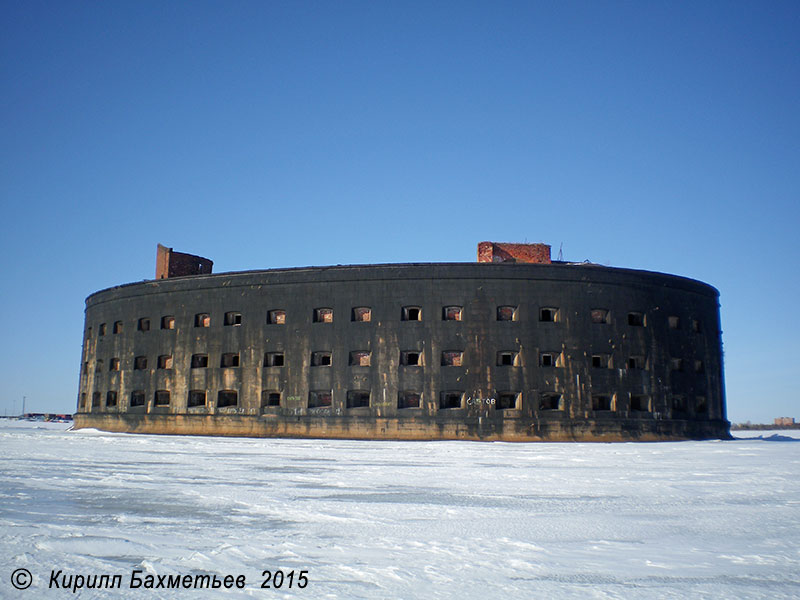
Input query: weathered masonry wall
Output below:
<box><xmin>75</xmin><ymin>263</ymin><xmax>730</xmax><ymax>441</ymax></box>
<box><xmin>156</xmin><ymin>244</ymin><xmax>213</xmax><ymax>279</ymax></box>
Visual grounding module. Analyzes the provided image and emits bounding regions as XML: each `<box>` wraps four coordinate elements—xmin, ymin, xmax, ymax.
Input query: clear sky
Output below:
<box><xmin>1</xmin><ymin>0</ymin><xmax>798</xmax><ymax>423</ymax></box>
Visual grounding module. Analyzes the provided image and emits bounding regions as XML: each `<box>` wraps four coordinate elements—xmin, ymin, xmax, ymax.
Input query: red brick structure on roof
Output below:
<box><xmin>477</xmin><ymin>242</ymin><xmax>551</xmax><ymax>264</ymax></box>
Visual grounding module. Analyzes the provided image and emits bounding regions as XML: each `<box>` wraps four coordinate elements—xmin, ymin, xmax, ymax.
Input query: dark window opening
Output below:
<box><xmin>692</xmin><ymin>319</ymin><xmax>701</xmax><ymax>333</ymax></box>
<box><xmin>264</xmin><ymin>352</ymin><xmax>285</xmax><ymax>367</ymax></box>
<box><xmin>402</xmin><ymin>306</ymin><xmax>422</xmax><ymax>321</ymax></box>
<box><xmin>439</xmin><ymin>391</ymin><xmax>463</xmax><ymax>409</ymax></box>
<box><xmin>401</xmin><ymin>351</ymin><xmax>422</xmax><ymax>366</ymax></box>
<box><xmin>309</xmin><ymin>390</ymin><xmax>332</xmax><ymax>408</ymax></box>
<box><xmin>592</xmin><ymin>354</ymin><xmax>611</xmax><ymax>369</ymax></box>
<box><xmin>154</xmin><ymin>390</ymin><xmax>170</xmax><ymax>406</ymax></box>
<box><xmin>350</xmin><ymin>351</ymin><xmax>371</xmax><ymax>366</ymax></box>
<box><xmin>496</xmin><ymin>392</ymin><xmax>519</xmax><ymax>410</ymax></box>
<box><xmin>313</xmin><ymin>308</ymin><xmax>333</xmax><ymax>323</ymax></box>
<box><xmin>113</xmin><ymin>321</ymin><xmax>123</xmax><ymax>334</ymax></box>
<box><xmin>497</xmin><ymin>305</ymin><xmax>516</xmax><ymax>321</ymax></box>
<box><xmin>267</xmin><ymin>309</ymin><xmax>285</xmax><ymax>325</ymax></box>
<box><xmin>188</xmin><ymin>390</ymin><xmax>206</xmax><ymax>408</ymax></box>
<box><xmin>539</xmin><ymin>393</ymin><xmax>562</xmax><ymax>411</ymax></box>
<box><xmin>441</xmin><ymin>351</ymin><xmax>463</xmax><ymax>367</ymax></box>
<box><xmin>398</xmin><ymin>391</ymin><xmax>421</xmax><ymax>409</ymax></box>
<box><xmin>130</xmin><ymin>391</ymin><xmax>145</xmax><ymax>407</ymax></box>
<box><xmin>346</xmin><ymin>390</ymin><xmax>370</xmax><ymax>409</ymax></box>
<box><xmin>217</xmin><ymin>390</ymin><xmax>238</xmax><ymax>408</ymax></box>
<box><xmin>540</xmin><ymin>352</ymin><xmax>559</xmax><ymax>367</ymax></box>
<box><xmin>95</xmin><ymin>359</ymin><xmax>104</xmax><ymax>373</ymax></box>
<box><xmin>672</xmin><ymin>396</ymin><xmax>687</xmax><ymax>413</ymax></box>
<box><xmin>628</xmin><ymin>312</ymin><xmax>644</xmax><ymax>327</ymax></box>
<box><xmin>134</xmin><ymin>356</ymin><xmax>147</xmax><ymax>370</ymax></box>
<box><xmin>668</xmin><ymin>315</ymin><xmax>680</xmax><ymax>329</ymax></box>
<box><xmin>627</xmin><ymin>356</ymin><xmax>645</xmax><ymax>370</ymax></box>
<box><xmin>92</xmin><ymin>392</ymin><xmax>101</xmax><ymax>408</ymax></box>
<box><xmin>539</xmin><ymin>307</ymin><xmax>558</xmax><ymax>322</ymax></box>
<box><xmin>497</xmin><ymin>351</ymin><xmax>518</xmax><ymax>366</ymax></box>
<box><xmin>592</xmin><ymin>395</ymin><xmax>612</xmax><ymax>411</ymax></box>
<box><xmin>443</xmin><ymin>306</ymin><xmax>463</xmax><ymax>321</ymax></box>
<box><xmin>137</xmin><ymin>318</ymin><xmax>150</xmax><ymax>332</ymax></box>
<box><xmin>630</xmin><ymin>395</ymin><xmax>650</xmax><ymax>412</ymax></box>
<box><xmin>106</xmin><ymin>391</ymin><xmax>117</xmax><ymax>407</ymax></box>
<box><xmin>591</xmin><ymin>309</ymin><xmax>609</xmax><ymax>324</ymax></box>
<box><xmin>98</xmin><ymin>323</ymin><xmax>106</xmax><ymax>336</ymax></box>
<box><xmin>224</xmin><ymin>312</ymin><xmax>242</xmax><ymax>326</ymax></box>
<box><xmin>221</xmin><ymin>353</ymin><xmax>240</xmax><ymax>368</ymax></box>
<box><xmin>696</xmin><ymin>396</ymin><xmax>708</xmax><ymax>413</ymax></box>
<box><xmin>191</xmin><ymin>354</ymin><xmax>208</xmax><ymax>368</ymax></box>
<box><xmin>670</xmin><ymin>358</ymin><xmax>684</xmax><ymax>371</ymax></box>
<box><xmin>109</xmin><ymin>358</ymin><xmax>120</xmax><ymax>371</ymax></box>
<box><xmin>352</xmin><ymin>307</ymin><xmax>371</xmax><ymax>322</ymax></box>
<box><xmin>311</xmin><ymin>351</ymin><xmax>331</xmax><ymax>367</ymax></box>
<box><xmin>79</xmin><ymin>393</ymin><xmax>86</xmax><ymax>409</ymax></box>
<box><xmin>261</xmin><ymin>391</ymin><xmax>281</xmax><ymax>407</ymax></box>
<box><xmin>161</xmin><ymin>316</ymin><xmax>175</xmax><ymax>330</ymax></box>
<box><xmin>694</xmin><ymin>360</ymin><xmax>705</xmax><ymax>373</ymax></box>
<box><xmin>87</xmin><ymin>327</ymin><xmax>92</xmax><ymax>338</ymax></box>
<box><xmin>195</xmin><ymin>313</ymin><xmax>210</xmax><ymax>328</ymax></box>
<box><xmin>157</xmin><ymin>355</ymin><xmax>173</xmax><ymax>369</ymax></box>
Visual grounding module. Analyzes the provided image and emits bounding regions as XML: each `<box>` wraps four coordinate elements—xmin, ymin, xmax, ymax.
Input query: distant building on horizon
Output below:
<box><xmin>774</xmin><ymin>417</ymin><xmax>796</xmax><ymax>427</ymax></box>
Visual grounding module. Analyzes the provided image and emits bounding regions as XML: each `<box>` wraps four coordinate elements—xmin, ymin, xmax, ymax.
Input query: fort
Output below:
<box><xmin>73</xmin><ymin>242</ymin><xmax>730</xmax><ymax>441</ymax></box>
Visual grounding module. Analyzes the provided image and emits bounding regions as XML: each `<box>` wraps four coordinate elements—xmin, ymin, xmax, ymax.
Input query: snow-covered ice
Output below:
<box><xmin>1</xmin><ymin>421</ymin><xmax>799</xmax><ymax>598</ymax></box>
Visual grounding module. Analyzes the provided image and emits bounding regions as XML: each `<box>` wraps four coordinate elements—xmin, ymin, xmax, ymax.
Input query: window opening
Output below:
<box><xmin>443</xmin><ymin>306</ymin><xmax>463</xmax><ymax>321</ymax></box>
<box><xmin>402</xmin><ymin>306</ymin><xmax>422</xmax><ymax>321</ymax></box>
<box><xmin>496</xmin><ymin>392</ymin><xmax>519</xmax><ymax>410</ymax></box>
<box><xmin>668</xmin><ymin>315</ymin><xmax>680</xmax><ymax>329</ymax></box>
<box><xmin>630</xmin><ymin>394</ymin><xmax>650</xmax><ymax>412</ymax></box>
<box><xmin>130</xmin><ymin>391</ymin><xmax>145</xmax><ymax>407</ymax></box>
<box><xmin>221</xmin><ymin>353</ymin><xmax>240</xmax><ymax>368</ymax></box>
<box><xmin>188</xmin><ymin>390</ymin><xmax>206</xmax><ymax>407</ymax></box>
<box><xmin>313</xmin><ymin>308</ymin><xmax>333</xmax><ymax>323</ymax></box>
<box><xmin>98</xmin><ymin>323</ymin><xmax>106</xmax><ymax>336</ymax></box>
<box><xmin>497</xmin><ymin>305</ymin><xmax>517</xmax><ymax>321</ymax></box>
<box><xmin>441</xmin><ymin>351</ymin><xmax>463</xmax><ymax>367</ymax></box>
<box><xmin>264</xmin><ymin>352</ymin><xmax>285</xmax><ymax>367</ymax></box>
<box><xmin>311</xmin><ymin>351</ymin><xmax>332</xmax><ymax>366</ymax></box>
<box><xmin>352</xmin><ymin>307</ymin><xmax>371</xmax><ymax>322</ymax></box>
<box><xmin>92</xmin><ymin>392</ymin><xmax>101</xmax><ymax>408</ymax></box>
<box><xmin>161</xmin><ymin>316</ymin><xmax>175</xmax><ymax>330</ymax></box>
<box><xmin>400</xmin><ymin>351</ymin><xmax>422</xmax><ymax>366</ymax></box>
<box><xmin>592</xmin><ymin>395</ymin><xmax>612</xmax><ymax>411</ymax></box>
<box><xmin>106</xmin><ymin>391</ymin><xmax>117</xmax><ymax>407</ymax></box>
<box><xmin>398</xmin><ymin>391</ymin><xmax>421</xmax><ymax>409</ymax></box>
<box><xmin>195</xmin><ymin>313</ymin><xmax>210</xmax><ymax>327</ymax></box>
<box><xmin>346</xmin><ymin>390</ymin><xmax>370</xmax><ymax>408</ymax></box>
<box><xmin>191</xmin><ymin>354</ymin><xmax>208</xmax><ymax>368</ymax></box>
<box><xmin>439</xmin><ymin>391</ymin><xmax>463</xmax><ymax>409</ymax></box>
<box><xmin>157</xmin><ymin>355</ymin><xmax>173</xmax><ymax>369</ymax></box>
<box><xmin>224</xmin><ymin>312</ymin><xmax>242</xmax><ymax>326</ymax></box>
<box><xmin>539</xmin><ymin>307</ymin><xmax>558</xmax><ymax>322</ymax></box>
<box><xmin>261</xmin><ymin>391</ymin><xmax>281</xmax><ymax>407</ymax></box>
<box><xmin>154</xmin><ymin>390</ymin><xmax>170</xmax><ymax>406</ymax></box>
<box><xmin>539</xmin><ymin>393</ymin><xmax>562</xmax><ymax>411</ymax></box>
<box><xmin>137</xmin><ymin>318</ymin><xmax>150</xmax><ymax>332</ymax></box>
<box><xmin>694</xmin><ymin>360</ymin><xmax>704</xmax><ymax>373</ymax></box>
<box><xmin>591</xmin><ymin>309</ymin><xmax>609</xmax><ymax>324</ymax></box>
<box><xmin>309</xmin><ymin>390</ymin><xmax>332</xmax><ymax>408</ymax></box>
<box><xmin>670</xmin><ymin>358</ymin><xmax>684</xmax><ymax>371</ymax></box>
<box><xmin>267</xmin><ymin>309</ymin><xmax>286</xmax><ymax>325</ymax></box>
<box><xmin>627</xmin><ymin>356</ymin><xmax>645</xmax><ymax>370</ymax></box>
<box><xmin>350</xmin><ymin>351</ymin><xmax>371</xmax><ymax>366</ymax></box>
<box><xmin>134</xmin><ymin>356</ymin><xmax>147</xmax><ymax>370</ymax></box>
<box><xmin>592</xmin><ymin>354</ymin><xmax>611</xmax><ymax>368</ymax></box>
<box><xmin>217</xmin><ymin>390</ymin><xmax>238</xmax><ymax>407</ymax></box>
<box><xmin>497</xmin><ymin>351</ymin><xmax>519</xmax><ymax>366</ymax></box>
<box><xmin>113</xmin><ymin>321</ymin><xmax>123</xmax><ymax>334</ymax></box>
<box><xmin>109</xmin><ymin>358</ymin><xmax>120</xmax><ymax>371</ymax></box>
<box><xmin>628</xmin><ymin>312</ymin><xmax>644</xmax><ymax>326</ymax></box>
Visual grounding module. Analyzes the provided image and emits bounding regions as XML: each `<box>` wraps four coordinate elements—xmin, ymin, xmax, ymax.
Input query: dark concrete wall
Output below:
<box><xmin>76</xmin><ymin>262</ymin><xmax>729</xmax><ymax>441</ymax></box>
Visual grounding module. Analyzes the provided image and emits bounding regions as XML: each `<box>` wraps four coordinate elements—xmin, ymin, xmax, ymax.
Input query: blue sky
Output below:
<box><xmin>1</xmin><ymin>0</ymin><xmax>798</xmax><ymax>423</ymax></box>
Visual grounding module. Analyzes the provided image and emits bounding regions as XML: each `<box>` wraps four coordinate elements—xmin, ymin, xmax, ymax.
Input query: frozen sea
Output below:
<box><xmin>1</xmin><ymin>421</ymin><xmax>799</xmax><ymax>599</ymax></box>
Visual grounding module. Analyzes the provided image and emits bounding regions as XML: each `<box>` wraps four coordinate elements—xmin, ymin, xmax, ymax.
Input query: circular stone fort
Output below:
<box><xmin>73</xmin><ymin>242</ymin><xmax>730</xmax><ymax>441</ymax></box>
